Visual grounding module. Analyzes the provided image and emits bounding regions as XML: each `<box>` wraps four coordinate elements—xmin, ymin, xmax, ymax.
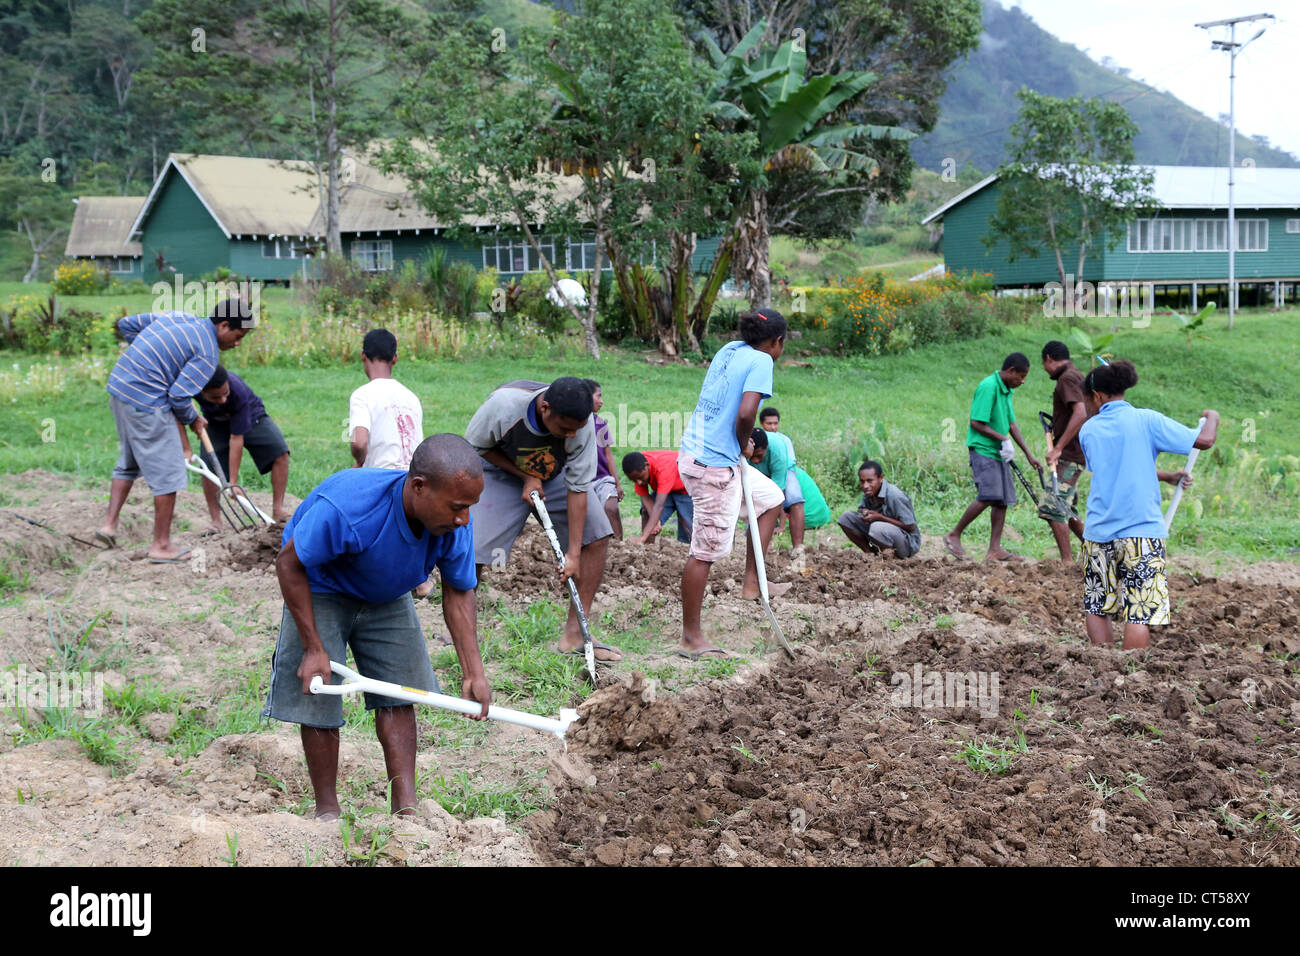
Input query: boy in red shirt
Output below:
<box><xmin>622</xmin><ymin>450</ymin><xmax>692</xmax><ymax>544</ymax></box>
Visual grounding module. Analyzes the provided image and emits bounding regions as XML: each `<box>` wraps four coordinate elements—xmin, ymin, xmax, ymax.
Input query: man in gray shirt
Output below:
<box><xmin>837</xmin><ymin>460</ymin><xmax>921</xmax><ymax>558</ymax></box>
<box><xmin>464</xmin><ymin>376</ymin><xmax>621</xmax><ymax>662</ymax></box>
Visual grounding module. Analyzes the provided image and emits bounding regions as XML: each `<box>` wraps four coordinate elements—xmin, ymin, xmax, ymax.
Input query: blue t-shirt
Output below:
<box><xmin>679</xmin><ymin>341</ymin><xmax>774</xmax><ymax>467</ymax></box>
<box><xmin>1079</xmin><ymin>400</ymin><xmax>1199</xmax><ymax>542</ymax></box>
<box><xmin>282</xmin><ymin>469</ymin><xmax>477</xmax><ymax>602</ymax></box>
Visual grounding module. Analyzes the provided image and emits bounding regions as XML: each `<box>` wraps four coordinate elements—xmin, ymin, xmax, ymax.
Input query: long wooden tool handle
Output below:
<box><xmin>1164</xmin><ymin>417</ymin><xmax>1207</xmax><ymax>534</ymax></box>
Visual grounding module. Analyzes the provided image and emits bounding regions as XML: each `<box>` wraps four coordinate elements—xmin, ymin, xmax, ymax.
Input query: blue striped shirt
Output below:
<box><xmin>106</xmin><ymin>312</ymin><xmax>219</xmax><ymax>425</ymax></box>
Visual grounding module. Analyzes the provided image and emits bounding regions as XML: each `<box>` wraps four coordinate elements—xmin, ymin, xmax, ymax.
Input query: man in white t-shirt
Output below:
<box><xmin>350</xmin><ymin>329</ymin><xmax>423</xmax><ymax>470</ymax></box>
<box><xmin>349</xmin><ymin>328</ymin><xmax>433</xmax><ymax>598</ymax></box>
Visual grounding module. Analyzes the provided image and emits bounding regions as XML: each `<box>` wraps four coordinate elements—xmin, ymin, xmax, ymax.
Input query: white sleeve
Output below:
<box><xmin>349</xmin><ymin>387</ymin><xmax>371</xmax><ymax>439</ymax></box>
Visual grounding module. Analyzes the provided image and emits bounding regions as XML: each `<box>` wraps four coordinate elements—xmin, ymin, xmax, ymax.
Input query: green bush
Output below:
<box><xmin>4</xmin><ymin>294</ymin><xmax>99</xmax><ymax>353</ymax></box>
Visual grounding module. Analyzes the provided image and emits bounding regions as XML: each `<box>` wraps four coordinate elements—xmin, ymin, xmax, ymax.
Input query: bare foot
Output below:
<box><xmin>943</xmin><ymin>533</ymin><xmax>967</xmax><ymax>559</ymax></box>
<box><xmin>201</xmin><ymin>523</ymin><xmax>223</xmax><ymax>536</ymax></box>
<box><xmin>314</xmin><ymin>806</ymin><xmax>341</xmax><ymax>822</ymax></box>
<box><xmin>273</xmin><ymin>510</ymin><xmax>293</xmax><ymax>523</ymax></box>
<box><xmin>414</xmin><ymin>579</ymin><xmax>435</xmax><ymax>598</ymax></box>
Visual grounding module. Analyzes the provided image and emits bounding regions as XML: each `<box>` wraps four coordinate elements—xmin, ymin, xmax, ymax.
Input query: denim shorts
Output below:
<box><xmin>261</xmin><ymin>591</ymin><xmax>439</xmax><ymax>729</ymax></box>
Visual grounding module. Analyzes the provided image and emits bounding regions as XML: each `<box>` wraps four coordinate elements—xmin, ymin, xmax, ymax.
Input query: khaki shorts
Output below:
<box><xmin>678</xmin><ymin>453</ymin><xmax>783</xmax><ymax>562</ymax></box>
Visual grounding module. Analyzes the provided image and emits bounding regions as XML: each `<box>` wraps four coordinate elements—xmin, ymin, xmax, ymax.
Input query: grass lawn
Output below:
<box><xmin>0</xmin><ymin>302</ymin><xmax>1296</xmax><ymax>562</ymax></box>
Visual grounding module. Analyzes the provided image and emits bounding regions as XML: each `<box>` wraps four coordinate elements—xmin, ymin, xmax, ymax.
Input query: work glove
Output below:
<box><xmin>999</xmin><ymin>438</ymin><xmax>1015</xmax><ymax>462</ymax></box>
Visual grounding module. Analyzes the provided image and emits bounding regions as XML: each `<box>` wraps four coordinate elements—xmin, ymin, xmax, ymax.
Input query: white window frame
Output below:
<box><xmin>262</xmin><ymin>238</ymin><xmax>310</xmax><ymax>259</ymax></box>
<box><xmin>100</xmin><ymin>256</ymin><xmax>134</xmax><ymax>274</ymax></box>
<box><xmin>1237</xmin><ymin>218</ymin><xmax>1268</xmax><ymax>252</ymax></box>
<box><xmin>1128</xmin><ymin>217</ymin><xmax>1267</xmax><ymax>253</ymax></box>
<box><xmin>351</xmin><ymin>239</ymin><xmax>393</xmax><ymax>272</ymax></box>
<box><xmin>1286</xmin><ymin>218</ymin><xmax>1300</xmax><ymax>234</ymax></box>
<box><xmin>481</xmin><ymin>235</ymin><xmax>557</xmax><ymax>273</ymax></box>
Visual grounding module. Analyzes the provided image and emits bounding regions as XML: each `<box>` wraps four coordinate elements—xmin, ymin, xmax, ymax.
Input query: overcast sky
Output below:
<box><xmin>1009</xmin><ymin>0</ymin><xmax>1300</xmax><ymax>161</ymax></box>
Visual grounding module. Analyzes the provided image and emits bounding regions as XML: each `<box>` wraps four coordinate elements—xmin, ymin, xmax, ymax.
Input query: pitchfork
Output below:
<box><xmin>184</xmin><ymin>425</ymin><xmax>272</xmax><ymax>530</ymax></box>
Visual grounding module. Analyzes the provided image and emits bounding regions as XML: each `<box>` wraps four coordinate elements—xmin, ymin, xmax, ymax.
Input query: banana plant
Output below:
<box><xmin>1069</xmin><ymin>326</ymin><xmax>1115</xmax><ymax>367</ymax></box>
<box><xmin>1170</xmin><ymin>301</ymin><xmax>1216</xmax><ymax>349</ymax></box>
<box><xmin>696</xmin><ymin>22</ymin><xmax>913</xmax><ymax>308</ymax></box>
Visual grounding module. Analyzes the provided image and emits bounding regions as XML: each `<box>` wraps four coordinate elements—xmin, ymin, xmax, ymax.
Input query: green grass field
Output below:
<box><xmin>1</xmin><ymin>295</ymin><xmax>1296</xmax><ymax>562</ymax></box>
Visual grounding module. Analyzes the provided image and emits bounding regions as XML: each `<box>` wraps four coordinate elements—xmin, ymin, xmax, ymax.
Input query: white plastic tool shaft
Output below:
<box><xmin>1164</xmin><ymin>417</ymin><xmax>1207</xmax><ymax>533</ymax></box>
<box><xmin>310</xmin><ymin>661</ymin><xmax>576</xmax><ymax>740</ymax></box>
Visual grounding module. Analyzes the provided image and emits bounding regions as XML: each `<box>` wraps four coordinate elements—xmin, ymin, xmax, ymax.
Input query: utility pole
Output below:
<box><xmin>1195</xmin><ymin>12</ymin><xmax>1274</xmax><ymax>331</ymax></box>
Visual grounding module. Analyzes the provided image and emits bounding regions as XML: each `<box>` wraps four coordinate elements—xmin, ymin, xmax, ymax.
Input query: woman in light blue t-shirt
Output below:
<box><xmin>1077</xmin><ymin>359</ymin><xmax>1218</xmax><ymax>651</ymax></box>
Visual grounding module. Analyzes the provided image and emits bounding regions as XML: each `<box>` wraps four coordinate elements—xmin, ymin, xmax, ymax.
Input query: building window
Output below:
<box><xmin>482</xmin><ymin>235</ymin><xmax>556</xmax><ymax>273</ymax></box>
<box><xmin>262</xmin><ymin>238</ymin><xmax>311</xmax><ymax>259</ymax></box>
<box><xmin>1286</xmin><ymin>218</ymin><xmax>1300</xmax><ymax>234</ymax></box>
<box><xmin>351</xmin><ymin>239</ymin><xmax>393</xmax><ymax>272</ymax></box>
<box><xmin>99</xmin><ymin>256</ymin><xmax>134</xmax><ymax>273</ymax></box>
<box><xmin>1237</xmin><ymin>218</ymin><xmax>1268</xmax><ymax>251</ymax></box>
<box><xmin>1128</xmin><ymin>218</ymin><xmax>1266</xmax><ymax>252</ymax></box>
<box><xmin>564</xmin><ymin>236</ymin><xmax>654</xmax><ymax>269</ymax></box>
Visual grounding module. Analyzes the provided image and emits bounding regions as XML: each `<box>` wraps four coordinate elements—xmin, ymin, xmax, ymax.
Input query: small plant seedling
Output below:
<box><xmin>936</xmin><ymin>614</ymin><xmax>955</xmax><ymax>628</ymax></box>
<box><xmin>731</xmin><ymin>736</ymin><xmax>766</xmax><ymax>764</ymax></box>
<box><xmin>222</xmin><ymin>832</ymin><xmax>240</xmax><ymax>867</ymax></box>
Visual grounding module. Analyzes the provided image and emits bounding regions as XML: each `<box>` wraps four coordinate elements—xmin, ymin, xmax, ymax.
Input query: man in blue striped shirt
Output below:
<box><xmin>97</xmin><ymin>297</ymin><xmax>255</xmax><ymax>562</ymax></box>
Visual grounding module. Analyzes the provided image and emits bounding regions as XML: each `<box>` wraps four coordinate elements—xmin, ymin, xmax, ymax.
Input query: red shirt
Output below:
<box><xmin>633</xmin><ymin>450</ymin><xmax>687</xmax><ymax>496</ymax></box>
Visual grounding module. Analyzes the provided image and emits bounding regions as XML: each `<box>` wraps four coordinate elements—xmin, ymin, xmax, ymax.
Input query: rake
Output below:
<box><xmin>184</xmin><ymin>426</ymin><xmax>272</xmax><ymax>530</ymax></box>
<box><xmin>310</xmin><ymin>660</ymin><xmax>578</xmax><ymax>744</ymax></box>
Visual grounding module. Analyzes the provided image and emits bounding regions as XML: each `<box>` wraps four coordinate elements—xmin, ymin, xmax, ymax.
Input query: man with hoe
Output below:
<box><xmin>465</xmin><ymin>376</ymin><xmax>622</xmax><ymax>662</ymax></box>
<box><xmin>262</xmin><ymin>434</ymin><xmax>490</xmax><ymax>819</ymax></box>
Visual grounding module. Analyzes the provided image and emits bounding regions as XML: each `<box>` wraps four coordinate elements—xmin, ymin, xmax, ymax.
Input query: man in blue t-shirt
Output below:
<box><xmin>262</xmin><ymin>434</ymin><xmax>490</xmax><ymax>820</ymax></box>
<box><xmin>676</xmin><ymin>308</ymin><xmax>789</xmax><ymax>660</ymax></box>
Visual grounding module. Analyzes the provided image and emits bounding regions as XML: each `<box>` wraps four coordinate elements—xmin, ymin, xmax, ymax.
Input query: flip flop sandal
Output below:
<box><xmin>675</xmin><ymin>647</ymin><xmax>733</xmax><ymax>661</ymax></box>
<box><xmin>561</xmin><ymin>641</ymin><xmax>622</xmax><ymax>663</ymax></box>
<box><xmin>943</xmin><ymin>538</ymin><xmax>967</xmax><ymax>560</ymax></box>
<box><xmin>94</xmin><ymin>530</ymin><xmax>117</xmax><ymax>549</ymax></box>
<box><xmin>148</xmin><ymin>549</ymin><xmax>192</xmax><ymax>565</ymax></box>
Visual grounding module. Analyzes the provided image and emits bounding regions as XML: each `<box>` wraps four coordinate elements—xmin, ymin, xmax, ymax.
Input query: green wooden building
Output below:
<box><xmin>65</xmin><ymin>151</ymin><xmax>720</xmax><ymax>285</ymax></box>
<box><xmin>63</xmin><ymin>196</ymin><xmax>146</xmax><ymax>279</ymax></box>
<box><xmin>923</xmin><ymin>166</ymin><xmax>1300</xmax><ymax>309</ymax></box>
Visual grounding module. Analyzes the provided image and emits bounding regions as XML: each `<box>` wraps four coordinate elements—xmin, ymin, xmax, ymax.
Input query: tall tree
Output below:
<box><xmin>681</xmin><ymin>0</ymin><xmax>981</xmax><ymax>241</ymax></box>
<box><xmin>138</xmin><ymin>0</ymin><xmax>415</xmax><ymax>257</ymax></box>
<box><xmin>986</xmin><ymin>90</ymin><xmax>1158</xmax><ymax>304</ymax></box>
<box><xmin>383</xmin><ymin>0</ymin><xmax>755</xmax><ymax>359</ymax></box>
<box><xmin>0</xmin><ymin>158</ymin><xmax>70</xmax><ymax>282</ymax></box>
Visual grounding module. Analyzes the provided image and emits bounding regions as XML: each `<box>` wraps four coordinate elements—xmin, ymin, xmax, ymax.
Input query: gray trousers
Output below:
<box><xmin>838</xmin><ymin>511</ymin><xmax>918</xmax><ymax>558</ymax></box>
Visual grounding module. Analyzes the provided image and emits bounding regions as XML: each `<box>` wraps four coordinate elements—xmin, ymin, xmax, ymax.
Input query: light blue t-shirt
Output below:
<box><xmin>1079</xmin><ymin>401</ymin><xmax>1199</xmax><ymax>542</ymax></box>
<box><xmin>679</xmin><ymin>341</ymin><xmax>774</xmax><ymax>467</ymax></box>
<box><xmin>283</xmin><ymin>469</ymin><xmax>477</xmax><ymax>603</ymax></box>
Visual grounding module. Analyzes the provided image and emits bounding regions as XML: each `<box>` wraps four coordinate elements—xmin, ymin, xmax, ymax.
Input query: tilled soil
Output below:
<box><xmin>528</xmin><ymin>568</ymin><xmax>1300</xmax><ymax>866</ymax></box>
<box><xmin>3</xmin><ymin>470</ymin><xmax>1298</xmax><ymax>866</ymax></box>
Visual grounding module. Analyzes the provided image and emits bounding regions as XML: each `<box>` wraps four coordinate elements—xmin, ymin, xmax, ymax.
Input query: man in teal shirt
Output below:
<box><xmin>944</xmin><ymin>353</ymin><xmax>1041</xmax><ymax>561</ymax></box>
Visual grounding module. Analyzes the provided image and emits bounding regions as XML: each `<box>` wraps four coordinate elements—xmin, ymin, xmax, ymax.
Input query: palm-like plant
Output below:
<box><xmin>699</xmin><ymin>23</ymin><xmax>914</xmax><ymax>308</ymax></box>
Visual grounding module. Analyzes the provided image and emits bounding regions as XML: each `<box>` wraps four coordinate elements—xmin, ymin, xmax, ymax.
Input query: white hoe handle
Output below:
<box><xmin>310</xmin><ymin>661</ymin><xmax>577</xmax><ymax>742</ymax></box>
<box><xmin>1164</xmin><ymin>417</ymin><xmax>1207</xmax><ymax>534</ymax></box>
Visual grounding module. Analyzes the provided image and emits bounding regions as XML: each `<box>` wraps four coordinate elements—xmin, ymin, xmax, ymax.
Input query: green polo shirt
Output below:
<box><xmin>966</xmin><ymin>371</ymin><xmax>1016</xmax><ymax>461</ymax></box>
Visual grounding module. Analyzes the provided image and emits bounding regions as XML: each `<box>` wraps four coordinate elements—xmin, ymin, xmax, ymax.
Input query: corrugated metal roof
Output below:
<box><xmin>922</xmin><ymin>165</ymin><xmax>1300</xmax><ymax>224</ymax></box>
<box><xmin>64</xmin><ymin>196</ymin><xmax>145</xmax><ymax>257</ymax></box>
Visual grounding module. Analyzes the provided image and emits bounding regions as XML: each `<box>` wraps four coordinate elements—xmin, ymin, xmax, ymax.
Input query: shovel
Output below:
<box><xmin>1164</xmin><ymin>417</ymin><xmax>1207</xmax><ymax>533</ymax></box>
<box><xmin>310</xmin><ymin>660</ymin><xmax>578</xmax><ymax>744</ymax></box>
<box><xmin>529</xmin><ymin>490</ymin><xmax>598</xmax><ymax>684</ymax></box>
<box><xmin>741</xmin><ymin>461</ymin><xmax>794</xmax><ymax>660</ymax></box>
<box><xmin>184</xmin><ymin>425</ymin><xmax>272</xmax><ymax>529</ymax></box>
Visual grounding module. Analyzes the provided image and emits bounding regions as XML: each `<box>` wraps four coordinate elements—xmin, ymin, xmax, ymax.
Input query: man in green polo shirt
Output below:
<box><xmin>943</xmin><ymin>352</ymin><xmax>1041</xmax><ymax>561</ymax></box>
